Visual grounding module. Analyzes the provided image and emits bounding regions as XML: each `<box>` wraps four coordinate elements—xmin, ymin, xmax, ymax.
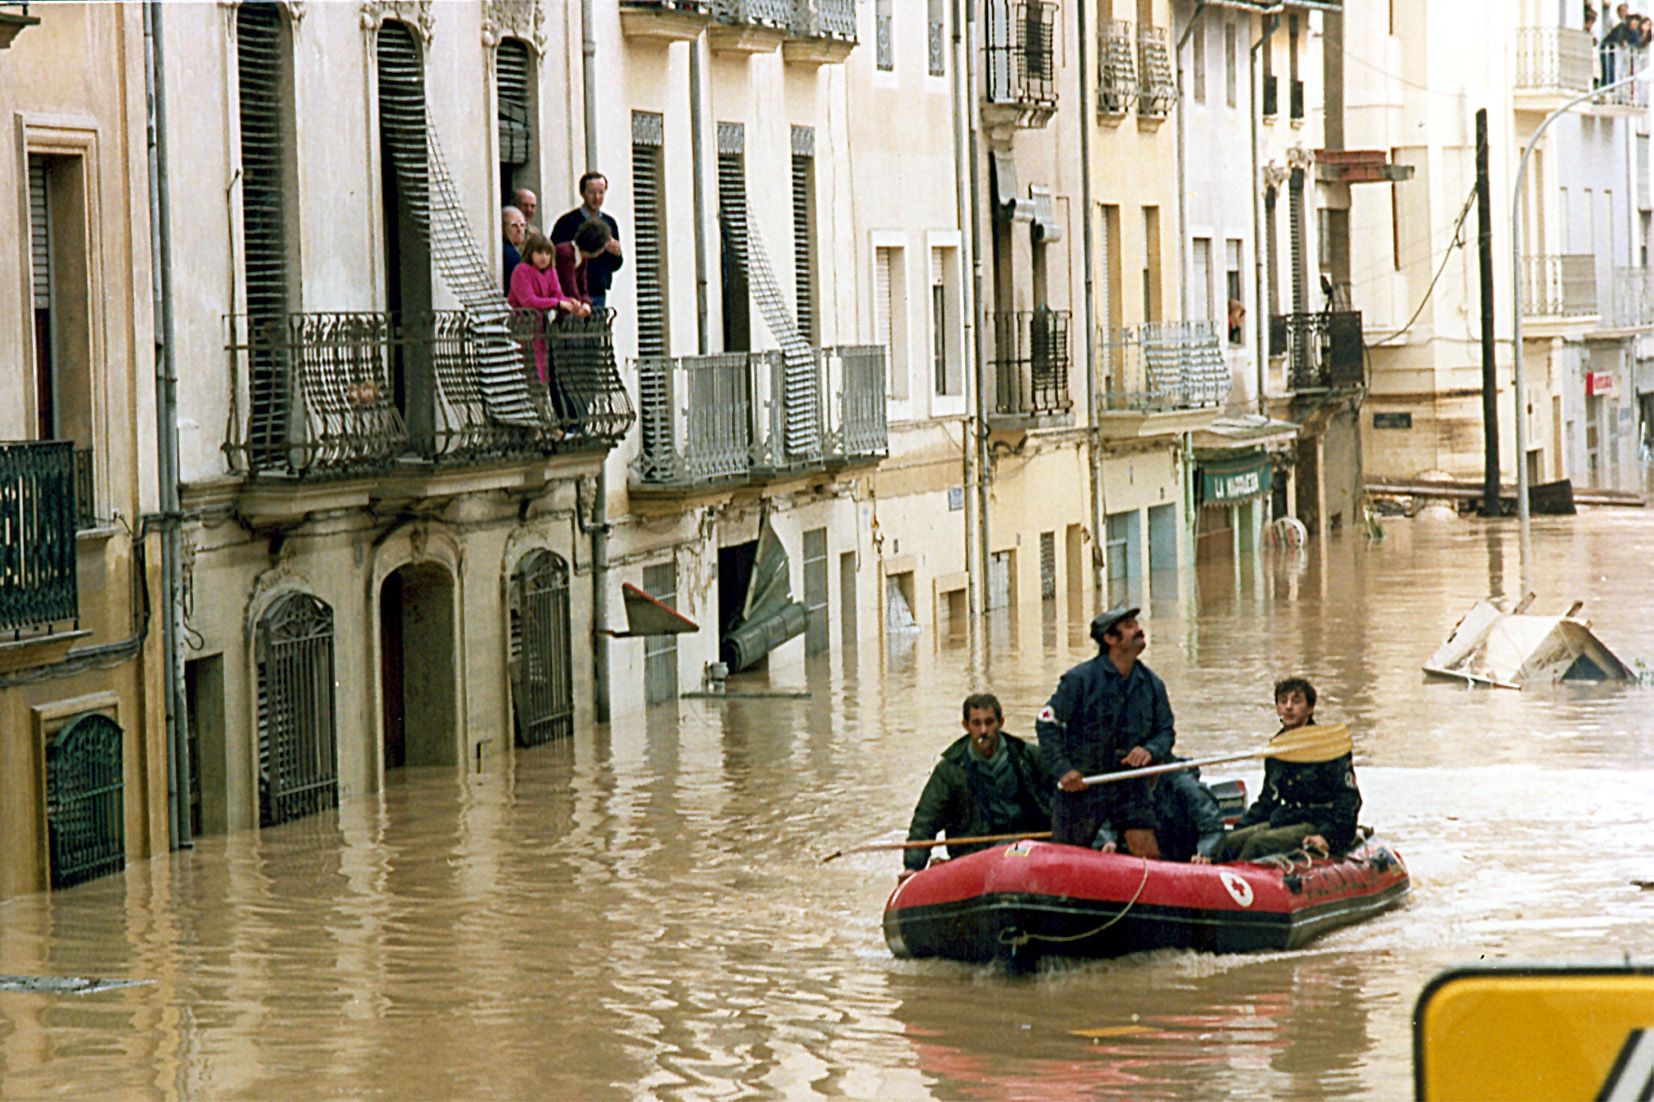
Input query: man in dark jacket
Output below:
<box><xmin>551</xmin><ymin>173</ymin><xmax>623</xmax><ymax>309</ymax></box>
<box><xmin>1036</xmin><ymin>606</ymin><xmax>1175</xmax><ymax>858</ymax></box>
<box><xmin>1214</xmin><ymin>677</ymin><xmax>1362</xmax><ymax>862</ymax></box>
<box><xmin>900</xmin><ymin>693</ymin><xmax>1053</xmax><ymax>881</ymax></box>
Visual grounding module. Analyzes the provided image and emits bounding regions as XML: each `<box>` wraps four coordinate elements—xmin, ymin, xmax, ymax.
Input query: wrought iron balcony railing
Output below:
<box><xmin>226</xmin><ymin>309</ymin><xmax>633</xmax><ymax>480</ymax></box>
<box><xmin>1098</xmin><ymin>19</ymin><xmax>1137</xmax><ymax>117</ymax></box>
<box><xmin>992</xmin><ymin>309</ymin><xmax>1072</xmax><ymax>417</ymax></box>
<box><xmin>1136</xmin><ymin>24</ymin><xmax>1177</xmax><ymax>119</ymax></box>
<box><xmin>0</xmin><ymin>439</ymin><xmax>79</xmax><ymax>636</ymax></box>
<box><xmin>1268</xmin><ymin>311</ymin><xmax>1365</xmax><ymax>391</ymax></box>
<box><xmin>1521</xmin><ymin>255</ymin><xmax>1598</xmax><ymax>319</ymax></box>
<box><xmin>1605</xmin><ymin>266</ymin><xmax>1654</xmax><ymax>328</ymax></box>
<box><xmin>1099</xmin><ymin>321</ymin><xmax>1230</xmax><ymax>411</ymax></box>
<box><xmin>1514</xmin><ymin>26</ymin><xmax>1593</xmax><ymax>94</ymax></box>
<box><xmin>622</xmin><ymin>0</ymin><xmax>710</xmax><ymax>9</ymax></box>
<box><xmin>714</xmin><ymin>0</ymin><xmax>792</xmax><ymax>29</ymax></box>
<box><xmin>791</xmin><ymin>0</ymin><xmax>856</xmax><ymax>41</ymax></box>
<box><xmin>631</xmin><ymin>344</ymin><xmax>886</xmax><ymax>490</ymax></box>
<box><xmin>985</xmin><ymin>0</ymin><xmax>1058</xmax><ymax>119</ymax></box>
<box><xmin>1595</xmin><ymin>45</ymin><xmax>1650</xmax><ymax>106</ymax></box>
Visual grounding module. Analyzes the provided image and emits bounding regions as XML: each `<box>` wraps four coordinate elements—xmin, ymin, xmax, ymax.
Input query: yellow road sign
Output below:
<box><xmin>1415</xmin><ymin>965</ymin><xmax>1654</xmax><ymax>1100</ymax></box>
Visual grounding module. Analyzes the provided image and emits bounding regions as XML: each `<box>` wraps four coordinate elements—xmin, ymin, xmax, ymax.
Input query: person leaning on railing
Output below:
<box><xmin>554</xmin><ymin>219</ymin><xmax>613</xmax><ymax>310</ymax></box>
<box><xmin>508</xmin><ymin>233</ymin><xmax>588</xmax><ymax>384</ymax></box>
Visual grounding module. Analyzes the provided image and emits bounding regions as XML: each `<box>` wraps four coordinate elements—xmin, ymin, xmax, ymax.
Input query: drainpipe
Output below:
<box><xmin>144</xmin><ymin>2</ymin><xmax>191</xmax><ymax>850</ymax></box>
<box><xmin>1251</xmin><ymin>11</ymin><xmax>1280</xmax><ymax>416</ymax></box>
<box><xmin>964</xmin><ymin>0</ymin><xmax>991</xmax><ymax>619</ymax></box>
<box><xmin>690</xmin><ymin>35</ymin><xmax>709</xmax><ymax>354</ymax></box>
<box><xmin>579</xmin><ymin>0</ymin><xmax>611</xmax><ymax>722</ymax></box>
<box><xmin>1077</xmin><ymin>0</ymin><xmax>1103</xmax><ymax>594</ymax></box>
<box><xmin>949</xmin><ymin>0</ymin><xmax>976</xmax><ymax>614</ymax></box>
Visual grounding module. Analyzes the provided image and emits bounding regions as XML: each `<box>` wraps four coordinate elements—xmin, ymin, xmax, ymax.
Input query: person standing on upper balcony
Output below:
<box><xmin>552</xmin><ymin>173</ymin><xmax>623</xmax><ymax>311</ymax></box>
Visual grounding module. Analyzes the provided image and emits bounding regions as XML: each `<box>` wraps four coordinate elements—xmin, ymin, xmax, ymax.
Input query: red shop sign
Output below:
<box><xmin>1586</xmin><ymin>371</ymin><xmax>1615</xmax><ymax>396</ymax></box>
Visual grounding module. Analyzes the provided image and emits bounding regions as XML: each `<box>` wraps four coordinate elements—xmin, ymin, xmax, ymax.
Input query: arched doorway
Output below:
<box><xmin>509</xmin><ymin>549</ymin><xmax>574</xmax><ymax>747</ymax></box>
<box><xmin>379</xmin><ymin>562</ymin><xmax>458</xmax><ymax>768</ymax></box>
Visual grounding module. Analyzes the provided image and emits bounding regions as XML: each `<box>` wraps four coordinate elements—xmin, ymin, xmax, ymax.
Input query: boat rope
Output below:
<box><xmin>997</xmin><ymin>857</ymin><xmax>1151</xmax><ymax>948</ymax></box>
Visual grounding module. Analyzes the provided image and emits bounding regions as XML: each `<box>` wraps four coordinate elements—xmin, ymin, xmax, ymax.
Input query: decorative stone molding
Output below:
<box><xmin>360</xmin><ymin>0</ymin><xmax>434</xmax><ymax>42</ymax></box>
<box><xmin>1263</xmin><ymin>162</ymin><xmax>1290</xmax><ymax>189</ymax></box>
<box><xmin>481</xmin><ymin>0</ymin><xmax>545</xmax><ymax>53</ymax></box>
<box><xmin>244</xmin><ymin>562</ymin><xmax>320</xmax><ymax>637</ymax></box>
<box><xmin>219</xmin><ymin>0</ymin><xmax>307</xmax><ymax>27</ymax></box>
<box><xmin>1285</xmin><ymin>145</ymin><xmax>1315</xmax><ymax>172</ymax></box>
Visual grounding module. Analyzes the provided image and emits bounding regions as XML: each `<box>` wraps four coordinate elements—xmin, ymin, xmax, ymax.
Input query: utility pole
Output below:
<box><xmin>1476</xmin><ymin>108</ymin><xmax>1499</xmax><ymax>522</ymax></box>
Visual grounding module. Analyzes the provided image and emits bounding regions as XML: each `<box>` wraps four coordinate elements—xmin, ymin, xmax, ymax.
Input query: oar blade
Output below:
<box><xmin>1265</xmin><ymin>721</ymin><xmax>1352</xmax><ymax>763</ymax></box>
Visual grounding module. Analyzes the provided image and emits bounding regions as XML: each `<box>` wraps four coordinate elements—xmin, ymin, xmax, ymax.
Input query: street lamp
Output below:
<box><xmin>1510</xmin><ymin>66</ymin><xmax>1651</xmax><ymax>598</ymax></box>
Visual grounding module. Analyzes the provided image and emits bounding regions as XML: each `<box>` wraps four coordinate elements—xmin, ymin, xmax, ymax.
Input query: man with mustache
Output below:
<box><xmin>1035</xmin><ymin>606</ymin><xmax>1174</xmax><ymax>858</ymax></box>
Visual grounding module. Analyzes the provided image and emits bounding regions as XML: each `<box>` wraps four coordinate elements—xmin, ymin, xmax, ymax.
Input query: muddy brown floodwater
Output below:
<box><xmin>4</xmin><ymin>511</ymin><xmax>1654</xmax><ymax>1100</ymax></box>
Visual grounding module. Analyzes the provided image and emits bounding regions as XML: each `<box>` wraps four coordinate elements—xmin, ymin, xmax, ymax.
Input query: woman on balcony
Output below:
<box><xmin>508</xmin><ymin>233</ymin><xmax>588</xmax><ymax>384</ymax></box>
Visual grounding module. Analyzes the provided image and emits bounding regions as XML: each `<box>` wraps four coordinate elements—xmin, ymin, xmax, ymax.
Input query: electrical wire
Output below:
<box><xmin>1368</xmin><ymin>180</ymin><xmax>1479</xmax><ymax>347</ymax></box>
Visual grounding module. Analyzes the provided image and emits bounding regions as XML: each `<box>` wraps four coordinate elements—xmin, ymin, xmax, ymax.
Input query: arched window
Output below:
<box><xmin>509</xmin><ymin>550</ymin><xmax>573</xmax><ymax>746</ymax></box>
<box><xmin>46</xmin><ymin>713</ymin><xmax>124</xmax><ymax>888</ymax></box>
<box><xmin>256</xmin><ymin>592</ymin><xmax>339</xmax><ymax>826</ymax></box>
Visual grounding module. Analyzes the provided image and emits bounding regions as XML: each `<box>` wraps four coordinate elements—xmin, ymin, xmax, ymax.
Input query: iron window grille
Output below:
<box><xmin>256</xmin><ymin>592</ymin><xmax>340</xmax><ymax>828</ymax></box>
<box><xmin>992</xmin><ymin>309</ymin><xmax>1071</xmax><ymax>416</ymax></box>
<box><xmin>510</xmin><ymin>550</ymin><xmax>574</xmax><ymax>747</ymax></box>
<box><xmin>0</xmin><ymin>438</ymin><xmax>79</xmax><ymax>636</ymax></box>
<box><xmin>45</xmin><ymin>713</ymin><xmax>125</xmax><ymax>889</ymax></box>
<box><xmin>986</xmin><ymin>0</ymin><xmax>1058</xmax><ymax>109</ymax></box>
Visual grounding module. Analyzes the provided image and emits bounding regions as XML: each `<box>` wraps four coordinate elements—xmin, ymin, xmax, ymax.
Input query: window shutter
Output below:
<box><xmin>874</xmin><ymin>248</ymin><xmax>893</xmax><ymax>351</ymax></box>
<box><xmin>496</xmin><ymin>40</ymin><xmax>532</xmax><ymax>168</ymax></box>
<box><xmin>790</xmin><ymin>126</ymin><xmax>816</xmax><ymax>344</ymax></box>
<box><xmin>632</xmin><ymin>111</ymin><xmax>667</xmax><ymax>358</ymax></box>
<box><xmin>29</xmin><ymin>160</ymin><xmax>51</xmax><ymax>309</ymax></box>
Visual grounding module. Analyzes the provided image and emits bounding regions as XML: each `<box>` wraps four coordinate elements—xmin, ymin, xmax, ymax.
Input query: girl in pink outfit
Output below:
<box><xmin>508</xmin><ymin>233</ymin><xmax>589</xmax><ymax>382</ymax></box>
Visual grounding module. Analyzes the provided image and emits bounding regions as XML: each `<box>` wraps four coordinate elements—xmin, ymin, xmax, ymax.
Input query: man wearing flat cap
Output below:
<box><xmin>1034</xmin><ymin>606</ymin><xmax>1175</xmax><ymax>857</ymax></box>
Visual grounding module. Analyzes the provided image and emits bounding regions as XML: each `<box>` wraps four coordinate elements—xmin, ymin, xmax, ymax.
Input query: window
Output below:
<box><xmin>717</xmin><ymin>122</ymin><xmax>750</xmax><ymax>352</ymax></box>
<box><xmin>876</xmin><ymin>0</ymin><xmax>894</xmax><ymax>70</ymax></box>
<box><xmin>1288</xmin><ymin>14</ymin><xmax>1302</xmax><ymax>120</ymax></box>
<box><xmin>1039</xmin><ymin>531</ymin><xmax>1056</xmax><ymax>600</ymax></box>
<box><xmin>375</xmin><ymin>20</ymin><xmax>434</xmax><ymax>426</ymax></box>
<box><xmin>632</xmin><ymin>111</ymin><xmax>668</xmax><ymax>358</ymax></box>
<box><xmin>803</xmin><ymin>527</ymin><xmax>829</xmax><ymax>654</ymax></box>
<box><xmin>1192</xmin><ymin>20</ymin><xmax>1206</xmax><ymax>103</ymax></box>
<box><xmin>510</xmin><ymin>550</ymin><xmax>573</xmax><ymax>747</ymax></box>
<box><xmin>642</xmin><ymin>562</ymin><xmax>678</xmax><ymax>706</ymax></box>
<box><xmin>1192</xmin><ymin>236</ymin><xmax>1213</xmax><ymax>322</ymax></box>
<box><xmin>1226</xmin><ymin>238</ymin><xmax>1244</xmax><ymax>343</ymax></box>
<box><xmin>791</xmin><ymin>126</ymin><xmax>818</xmax><ymax>344</ymax></box>
<box><xmin>236</xmin><ymin>1</ymin><xmax>297</xmax><ymax>473</ymax></box>
<box><xmin>495</xmin><ymin>39</ymin><xmax>536</xmax><ymax>204</ymax></box>
<box><xmin>256</xmin><ymin>592</ymin><xmax>340</xmax><ymax>828</ymax></box>
<box><xmin>45</xmin><ymin>713</ymin><xmax>125</xmax><ymax>888</ymax></box>
<box><xmin>1142</xmin><ymin>206</ymin><xmax>1162</xmax><ymax>322</ymax></box>
<box><xmin>1265</xmin><ymin>186</ymin><xmax>1280</xmax><ymax>317</ymax></box>
<box><xmin>1225</xmin><ymin>20</ymin><xmax>1238</xmax><ymax>107</ymax></box>
<box><xmin>927</xmin><ymin>0</ymin><xmax>946</xmax><ymax>75</ymax></box>
<box><xmin>875</xmin><ymin>245</ymin><xmax>909</xmax><ymax>399</ymax></box>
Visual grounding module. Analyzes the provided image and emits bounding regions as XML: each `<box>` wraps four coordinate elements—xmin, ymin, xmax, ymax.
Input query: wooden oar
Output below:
<box><xmin>820</xmin><ymin>830</ymin><xmax>1051</xmax><ymax>863</ymax></box>
<box><xmin>1078</xmin><ymin>722</ymin><xmax>1351</xmax><ymax>786</ymax></box>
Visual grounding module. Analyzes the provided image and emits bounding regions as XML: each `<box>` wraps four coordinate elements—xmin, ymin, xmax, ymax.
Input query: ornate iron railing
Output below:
<box><xmin>1268</xmin><ymin>311</ymin><xmax>1365</xmax><ymax>391</ymax></box>
<box><xmin>0</xmin><ymin>439</ymin><xmax>78</xmax><ymax>636</ymax></box>
<box><xmin>1098</xmin><ymin>19</ymin><xmax>1137</xmax><ymax>117</ymax></box>
<box><xmin>256</xmin><ymin>591</ymin><xmax>339</xmax><ymax>828</ymax></box>
<box><xmin>227</xmin><ymin>309</ymin><xmax>633</xmax><ymax>479</ymax></box>
<box><xmin>1596</xmin><ymin>45</ymin><xmax>1650</xmax><ymax>105</ymax></box>
<box><xmin>1100</xmin><ymin>321</ymin><xmax>1231</xmax><ymax>410</ymax></box>
<box><xmin>1514</xmin><ymin>26</ymin><xmax>1593</xmax><ymax>93</ymax></box>
<box><xmin>714</xmin><ymin>0</ymin><xmax>792</xmax><ymax>28</ymax></box>
<box><xmin>753</xmin><ymin>350</ymin><xmax>823</xmax><ymax>474</ymax></box>
<box><xmin>1136</xmin><ymin>23</ymin><xmax>1177</xmax><ymax>118</ymax></box>
<box><xmin>792</xmin><ymin>0</ymin><xmax>855</xmax><ymax>41</ymax></box>
<box><xmin>986</xmin><ymin>0</ymin><xmax>1058</xmax><ymax>112</ymax></box>
<box><xmin>46</xmin><ymin>712</ymin><xmax>125</xmax><ymax>889</ymax></box>
<box><xmin>72</xmin><ymin>446</ymin><xmax>94</xmax><ymax>529</ymax></box>
<box><xmin>1521</xmin><ymin>255</ymin><xmax>1598</xmax><ymax>318</ymax></box>
<box><xmin>993</xmin><ymin>309</ymin><xmax>1072</xmax><ymax>416</ymax></box>
<box><xmin>632</xmin><ymin>352</ymin><xmax>755</xmax><ymax>487</ymax></box>
<box><xmin>1606</xmin><ymin>266</ymin><xmax>1654</xmax><ymax>328</ymax></box>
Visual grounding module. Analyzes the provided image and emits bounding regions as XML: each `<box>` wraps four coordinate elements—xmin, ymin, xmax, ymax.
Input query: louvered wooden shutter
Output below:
<box><xmin>29</xmin><ymin>159</ymin><xmax>51</xmax><ymax>310</ymax></box>
<box><xmin>496</xmin><ymin>40</ymin><xmax>531</xmax><ymax>168</ymax></box>
<box><xmin>790</xmin><ymin>126</ymin><xmax>816</xmax><ymax>344</ymax></box>
<box><xmin>874</xmin><ymin>248</ymin><xmax>893</xmax><ymax>351</ymax></box>
<box><xmin>632</xmin><ymin>111</ymin><xmax>667</xmax><ymax>358</ymax></box>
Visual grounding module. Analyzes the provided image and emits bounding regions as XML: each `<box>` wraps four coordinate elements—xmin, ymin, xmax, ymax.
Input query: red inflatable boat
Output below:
<box><xmin>883</xmin><ymin>835</ymin><xmax>1409</xmax><ymax>967</ymax></box>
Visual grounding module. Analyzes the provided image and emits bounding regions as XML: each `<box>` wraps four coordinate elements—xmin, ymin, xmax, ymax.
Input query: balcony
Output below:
<box><xmin>225</xmin><ymin>310</ymin><xmax>633</xmax><ymax>487</ymax></box>
<box><xmin>784</xmin><ymin>0</ymin><xmax>857</xmax><ymax>65</ymax></box>
<box><xmin>1098</xmin><ymin>19</ymin><xmax>1138</xmax><ymax>120</ymax></box>
<box><xmin>1601</xmin><ymin>267</ymin><xmax>1654</xmax><ymax>331</ymax></box>
<box><xmin>710</xmin><ymin>0</ymin><xmax>791</xmax><ymax>52</ymax></box>
<box><xmin>0</xmin><ymin>440</ymin><xmax>79</xmax><ymax>641</ymax></box>
<box><xmin>1097</xmin><ymin>321</ymin><xmax>1229</xmax><ymax>437</ymax></box>
<box><xmin>1521</xmin><ymin>255</ymin><xmax>1598</xmax><ymax>321</ymax></box>
<box><xmin>619</xmin><ymin>0</ymin><xmax>712</xmax><ymax>43</ymax></box>
<box><xmin>989</xmin><ymin>309</ymin><xmax>1072</xmax><ymax>428</ymax></box>
<box><xmin>984</xmin><ymin>0</ymin><xmax>1058</xmax><ymax>130</ymax></box>
<box><xmin>1513</xmin><ymin>26</ymin><xmax>1593</xmax><ymax>112</ymax></box>
<box><xmin>1590</xmin><ymin>45</ymin><xmax>1651</xmax><ymax>114</ymax></box>
<box><xmin>1269</xmin><ymin>311</ymin><xmax>1365</xmax><ymax>391</ymax></box>
<box><xmin>631</xmin><ymin>344</ymin><xmax>886</xmax><ymax>496</ymax></box>
<box><xmin>1136</xmin><ymin>24</ymin><xmax>1177</xmax><ymax>123</ymax></box>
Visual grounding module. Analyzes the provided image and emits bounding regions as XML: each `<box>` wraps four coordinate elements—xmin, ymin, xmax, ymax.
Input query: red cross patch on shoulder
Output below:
<box><xmin>1036</xmin><ymin>705</ymin><xmax>1058</xmax><ymax>724</ymax></box>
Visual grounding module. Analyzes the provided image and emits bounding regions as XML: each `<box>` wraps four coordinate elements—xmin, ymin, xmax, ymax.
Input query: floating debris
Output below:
<box><xmin>1424</xmin><ymin>595</ymin><xmax>1632</xmax><ymax>689</ymax></box>
<box><xmin>0</xmin><ymin>975</ymin><xmax>153</xmax><ymax>996</ymax></box>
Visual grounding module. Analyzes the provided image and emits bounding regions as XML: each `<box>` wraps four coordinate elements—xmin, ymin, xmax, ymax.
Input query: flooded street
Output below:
<box><xmin>4</xmin><ymin>511</ymin><xmax>1654</xmax><ymax>1100</ymax></box>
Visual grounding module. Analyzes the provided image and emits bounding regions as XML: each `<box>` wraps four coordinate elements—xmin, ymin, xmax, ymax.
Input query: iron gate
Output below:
<box><xmin>256</xmin><ymin>592</ymin><xmax>339</xmax><ymax>827</ymax></box>
<box><xmin>45</xmin><ymin>713</ymin><xmax>125</xmax><ymax>889</ymax></box>
<box><xmin>510</xmin><ymin>550</ymin><xmax>574</xmax><ymax>747</ymax></box>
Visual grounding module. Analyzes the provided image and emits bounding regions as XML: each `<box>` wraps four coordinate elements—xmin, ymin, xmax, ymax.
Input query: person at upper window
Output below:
<box><xmin>502</xmin><ymin>205</ymin><xmax>528</xmax><ymax>293</ymax></box>
<box><xmin>554</xmin><ymin>219</ymin><xmax>614</xmax><ymax>310</ymax></box>
<box><xmin>1211</xmin><ymin>677</ymin><xmax>1362</xmax><ymax>862</ymax></box>
<box><xmin>513</xmin><ymin>187</ymin><xmax>539</xmax><ymax>230</ymax></box>
<box><xmin>552</xmin><ymin>173</ymin><xmax>623</xmax><ymax>310</ymax></box>
<box><xmin>508</xmin><ymin>233</ymin><xmax>588</xmax><ymax>384</ymax></box>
